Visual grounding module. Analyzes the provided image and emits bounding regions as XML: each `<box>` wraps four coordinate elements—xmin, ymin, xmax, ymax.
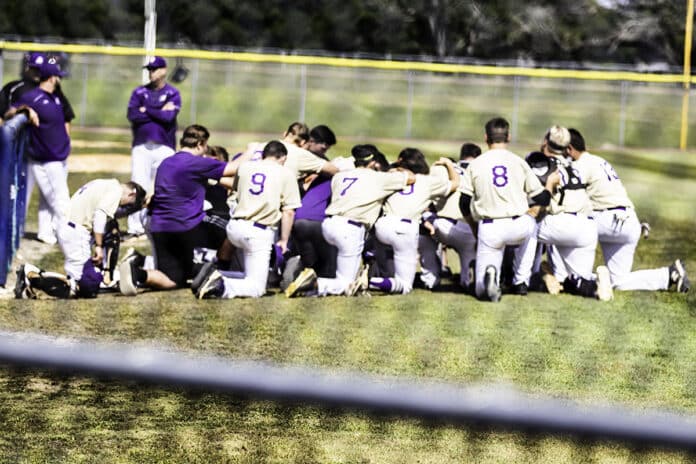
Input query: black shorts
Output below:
<box><xmin>152</xmin><ymin>222</ymin><xmax>210</xmax><ymax>287</ymax></box>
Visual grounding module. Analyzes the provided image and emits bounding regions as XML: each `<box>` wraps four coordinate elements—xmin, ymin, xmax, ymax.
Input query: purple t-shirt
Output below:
<box><xmin>149</xmin><ymin>151</ymin><xmax>226</xmax><ymax>233</ymax></box>
<box><xmin>295</xmin><ymin>178</ymin><xmax>332</xmax><ymax>222</ymax></box>
<box><xmin>13</xmin><ymin>88</ymin><xmax>70</xmax><ymax>162</ymax></box>
<box><xmin>127</xmin><ymin>82</ymin><xmax>181</xmax><ymax>149</ymax></box>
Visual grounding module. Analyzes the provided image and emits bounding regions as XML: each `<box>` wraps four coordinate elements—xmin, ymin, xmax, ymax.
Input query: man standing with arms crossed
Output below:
<box><xmin>126</xmin><ymin>56</ymin><xmax>181</xmax><ymax>238</ymax></box>
<box><xmin>459</xmin><ymin>117</ymin><xmax>559</xmax><ymax>302</ymax></box>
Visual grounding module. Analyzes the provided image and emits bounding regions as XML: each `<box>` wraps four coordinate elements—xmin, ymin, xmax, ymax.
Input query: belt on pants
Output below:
<box><xmin>253</xmin><ymin>222</ymin><xmax>268</xmax><ymax>230</ymax></box>
<box><xmin>329</xmin><ymin>216</ymin><xmax>365</xmax><ymax>229</ymax></box>
<box><xmin>595</xmin><ymin>206</ymin><xmax>629</xmax><ymax>212</ymax></box>
<box><xmin>67</xmin><ymin>221</ymin><xmax>76</xmax><ymax>228</ymax></box>
<box><xmin>566</xmin><ymin>212</ymin><xmax>594</xmax><ymax>220</ymax></box>
<box><xmin>481</xmin><ymin>215</ymin><xmax>520</xmax><ymax>224</ymax></box>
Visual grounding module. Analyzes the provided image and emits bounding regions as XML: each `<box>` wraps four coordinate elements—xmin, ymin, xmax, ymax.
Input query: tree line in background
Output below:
<box><xmin>0</xmin><ymin>0</ymin><xmax>689</xmax><ymax>66</ymax></box>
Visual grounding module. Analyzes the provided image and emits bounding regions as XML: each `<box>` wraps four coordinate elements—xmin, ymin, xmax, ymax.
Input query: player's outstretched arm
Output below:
<box><xmin>277</xmin><ymin>209</ymin><xmax>296</xmax><ymax>254</ymax></box>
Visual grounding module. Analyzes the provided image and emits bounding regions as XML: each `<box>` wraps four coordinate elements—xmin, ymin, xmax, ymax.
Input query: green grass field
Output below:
<box><xmin>1</xmin><ymin>129</ymin><xmax>695</xmax><ymax>462</ymax></box>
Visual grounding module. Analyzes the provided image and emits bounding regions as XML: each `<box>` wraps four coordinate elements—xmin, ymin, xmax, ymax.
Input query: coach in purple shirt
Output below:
<box><xmin>125</xmin><ymin>56</ymin><xmax>181</xmax><ymax>236</ymax></box>
<box><xmin>7</xmin><ymin>58</ymin><xmax>72</xmax><ymax>244</ymax></box>
<box><xmin>119</xmin><ymin>124</ymin><xmax>248</xmax><ymax>295</ymax></box>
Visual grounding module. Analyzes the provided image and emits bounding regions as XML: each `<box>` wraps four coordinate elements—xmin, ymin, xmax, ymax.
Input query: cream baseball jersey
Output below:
<box><xmin>382</xmin><ymin>173</ymin><xmax>450</xmax><ymax>221</ymax></box>
<box><xmin>68</xmin><ymin>179</ymin><xmax>122</xmax><ymax>232</ymax></box>
<box><xmin>232</xmin><ymin>160</ymin><xmax>302</xmax><ymax>226</ymax></box>
<box><xmin>572</xmin><ymin>152</ymin><xmax>634</xmax><ymax>211</ymax></box>
<box><xmin>282</xmin><ymin>141</ymin><xmax>327</xmax><ymax>179</ymax></box>
<box><xmin>459</xmin><ymin>148</ymin><xmax>544</xmax><ymax>219</ymax></box>
<box><xmin>431</xmin><ymin>164</ymin><xmax>465</xmax><ymax>220</ymax></box>
<box><xmin>325</xmin><ymin>168</ymin><xmax>408</xmax><ymax>227</ymax></box>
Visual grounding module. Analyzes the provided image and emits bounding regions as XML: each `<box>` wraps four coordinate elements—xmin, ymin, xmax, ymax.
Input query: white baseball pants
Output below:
<box><xmin>516</xmin><ymin>213</ymin><xmax>597</xmax><ymax>284</ymax></box>
<box><xmin>374</xmin><ymin>216</ymin><xmax>419</xmax><ymax>294</ymax></box>
<box><xmin>128</xmin><ymin>142</ymin><xmax>174</xmax><ymax>234</ymax></box>
<box><xmin>595</xmin><ymin>208</ymin><xmax>668</xmax><ymax>290</ymax></box>
<box><xmin>419</xmin><ymin>217</ymin><xmax>477</xmax><ymax>288</ymax></box>
<box><xmin>317</xmin><ymin>215</ymin><xmax>365</xmax><ymax>295</ymax></box>
<box><xmin>219</xmin><ymin>219</ymin><xmax>275</xmax><ymax>298</ymax></box>
<box><xmin>26</xmin><ymin>159</ymin><xmax>70</xmax><ymax>244</ymax></box>
<box><xmin>475</xmin><ymin>214</ymin><xmax>536</xmax><ymax>298</ymax></box>
<box><xmin>56</xmin><ymin>221</ymin><xmax>91</xmax><ymax>281</ymax></box>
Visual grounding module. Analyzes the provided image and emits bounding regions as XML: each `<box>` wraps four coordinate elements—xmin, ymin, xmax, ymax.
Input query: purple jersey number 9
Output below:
<box><xmin>492</xmin><ymin>165</ymin><xmax>509</xmax><ymax>187</ymax></box>
<box><xmin>249</xmin><ymin>173</ymin><xmax>267</xmax><ymax>195</ymax></box>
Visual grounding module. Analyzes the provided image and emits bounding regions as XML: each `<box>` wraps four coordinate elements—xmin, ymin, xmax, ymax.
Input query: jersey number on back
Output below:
<box><xmin>340</xmin><ymin>177</ymin><xmax>358</xmax><ymax>196</ymax></box>
<box><xmin>492</xmin><ymin>166</ymin><xmax>508</xmax><ymax>187</ymax></box>
<box><xmin>249</xmin><ymin>173</ymin><xmax>267</xmax><ymax>195</ymax></box>
<box><xmin>601</xmin><ymin>161</ymin><xmax>620</xmax><ymax>181</ymax></box>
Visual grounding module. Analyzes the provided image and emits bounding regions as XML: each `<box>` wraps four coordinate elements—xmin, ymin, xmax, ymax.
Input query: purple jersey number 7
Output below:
<box><xmin>340</xmin><ymin>177</ymin><xmax>358</xmax><ymax>196</ymax></box>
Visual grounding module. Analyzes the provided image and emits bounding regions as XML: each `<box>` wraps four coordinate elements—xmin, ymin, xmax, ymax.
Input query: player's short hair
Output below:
<box><xmin>372</xmin><ymin>152</ymin><xmax>390</xmax><ymax>172</ymax></box>
<box><xmin>125</xmin><ymin>181</ymin><xmax>147</xmax><ymax>208</ymax></box>
<box><xmin>568</xmin><ymin>128</ymin><xmax>586</xmax><ymax>152</ymax></box>
<box><xmin>262</xmin><ymin>140</ymin><xmax>288</xmax><ymax>159</ymax></box>
<box><xmin>396</xmin><ymin>148</ymin><xmax>429</xmax><ymax>175</ymax></box>
<box><xmin>459</xmin><ymin>143</ymin><xmax>482</xmax><ymax>160</ymax></box>
<box><xmin>284</xmin><ymin>122</ymin><xmax>310</xmax><ymax>145</ymax></box>
<box><xmin>180</xmin><ymin>124</ymin><xmax>210</xmax><ymax>148</ymax></box>
<box><xmin>309</xmin><ymin>125</ymin><xmax>336</xmax><ymax>146</ymax></box>
<box><xmin>544</xmin><ymin>125</ymin><xmax>570</xmax><ymax>154</ymax></box>
<box><xmin>208</xmin><ymin>145</ymin><xmax>230</xmax><ymax>162</ymax></box>
<box><xmin>485</xmin><ymin>117</ymin><xmax>510</xmax><ymax>144</ymax></box>
<box><xmin>352</xmin><ymin>144</ymin><xmax>383</xmax><ymax>167</ymax></box>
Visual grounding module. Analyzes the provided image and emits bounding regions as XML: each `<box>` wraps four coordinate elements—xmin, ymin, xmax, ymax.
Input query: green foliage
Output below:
<box><xmin>0</xmin><ymin>0</ymin><xmax>691</xmax><ymax>65</ymax></box>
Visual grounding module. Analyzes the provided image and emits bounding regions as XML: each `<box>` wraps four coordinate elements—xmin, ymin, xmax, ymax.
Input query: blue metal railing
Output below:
<box><xmin>0</xmin><ymin>113</ymin><xmax>28</xmax><ymax>286</ymax></box>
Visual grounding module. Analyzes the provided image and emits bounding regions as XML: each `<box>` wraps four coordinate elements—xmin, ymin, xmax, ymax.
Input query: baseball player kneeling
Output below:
<box><xmin>15</xmin><ymin>179</ymin><xmax>146</xmax><ymax>298</ymax></box>
<box><xmin>193</xmin><ymin>141</ymin><xmax>301</xmax><ymax>299</ymax></box>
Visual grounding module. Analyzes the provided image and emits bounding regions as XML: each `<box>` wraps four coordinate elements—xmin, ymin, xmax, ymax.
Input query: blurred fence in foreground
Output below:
<box><xmin>0</xmin><ymin>330</ymin><xmax>695</xmax><ymax>452</ymax></box>
<box><xmin>1</xmin><ymin>42</ymin><xmax>695</xmax><ymax>149</ymax></box>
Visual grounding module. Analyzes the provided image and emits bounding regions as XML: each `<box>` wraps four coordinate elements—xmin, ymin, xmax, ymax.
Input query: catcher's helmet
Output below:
<box><xmin>525</xmin><ymin>151</ymin><xmax>558</xmax><ymax>185</ymax></box>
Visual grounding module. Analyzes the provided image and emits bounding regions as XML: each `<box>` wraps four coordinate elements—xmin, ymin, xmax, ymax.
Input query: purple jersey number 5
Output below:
<box><xmin>249</xmin><ymin>173</ymin><xmax>267</xmax><ymax>195</ymax></box>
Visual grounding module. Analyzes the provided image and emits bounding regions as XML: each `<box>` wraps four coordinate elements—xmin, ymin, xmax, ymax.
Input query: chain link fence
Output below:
<box><xmin>1</xmin><ymin>48</ymin><xmax>694</xmax><ymax>148</ymax></box>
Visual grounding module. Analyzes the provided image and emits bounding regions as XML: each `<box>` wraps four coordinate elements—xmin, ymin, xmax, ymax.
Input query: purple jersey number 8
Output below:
<box><xmin>492</xmin><ymin>165</ymin><xmax>509</xmax><ymax>187</ymax></box>
<box><xmin>249</xmin><ymin>173</ymin><xmax>267</xmax><ymax>195</ymax></box>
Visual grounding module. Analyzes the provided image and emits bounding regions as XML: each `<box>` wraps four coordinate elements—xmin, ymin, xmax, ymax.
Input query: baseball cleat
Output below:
<box><xmin>669</xmin><ymin>259</ymin><xmax>690</xmax><ymax>293</ymax></box>
<box><xmin>483</xmin><ymin>265</ymin><xmax>501</xmax><ymax>302</ymax></box>
<box><xmin>595</xmin><ymin>265</ymin><xmax>614</xmax><ymax>301</ymax></box>
<box><xmin>197</xmin><ymin>271</ymin><xmax>225</xmax><ymax>299</ymax></box>
<box><xmin>191</xmin><ymin>262</ymin><xmax>217</xmax><ymax>296</ymax></box>
<box><xmin>509</xmin><ymin>282</ymin><xmax>528</xmax><ymax>296</ymax></box>
<box><xmin>280</xmin><ymin>255</ymin><xmax>303</xmax><ymax>292</ymax></box>
<box><xmin>345</xmin><ymin>264</ymin><xmax>369</xmax><ymax>296</ymax></box>
<box><xmin>118</xmin><ymin>256</ymin><xmax>139</xmax><ymax>296</ymax></box>
<box><xmin>285</xmin><ymin>268</ymin><xmax>317</xmax><ymax>298</ymax></box>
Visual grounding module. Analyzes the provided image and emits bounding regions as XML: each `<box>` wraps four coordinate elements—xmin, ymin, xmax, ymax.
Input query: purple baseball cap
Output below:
<box><xmin>143</xmin><ymin>56</ymin><xmax>167</xmax><ymax>70</ymax></box>
<box><xmin>39</xmin><ymin>58</ymin><xmax>67</xmax><ymax>79</ymax></box>
<box><xmin>27</xmin><ymin>52</ymin><xmax>46</xmax><ymax>68</ymax></box>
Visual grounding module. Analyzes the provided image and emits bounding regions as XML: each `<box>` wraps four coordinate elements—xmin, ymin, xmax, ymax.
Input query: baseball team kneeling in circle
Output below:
<box><xmin>14</xmin><ymin>118</ymin><xmax>690</xmax><ymax>302</ymax></box>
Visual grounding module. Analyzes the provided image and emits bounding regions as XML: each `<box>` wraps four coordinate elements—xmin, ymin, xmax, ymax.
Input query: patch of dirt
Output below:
<box><xmin>69</xmin><ymin>154</ymin><xmax>131</xmax><ymax>173</ymax></box>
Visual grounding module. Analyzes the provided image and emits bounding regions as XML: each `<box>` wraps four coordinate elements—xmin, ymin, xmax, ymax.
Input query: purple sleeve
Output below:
<box><xmin>146</xmin><ymin>88</ymin><xmax>181</xmax><ymax>123</ymax></box>
<box><xmin>193</xmin><ymin>156</ymin><xmax>227</xmax><ymax>181</ymax></box>
<box><xmin>126</xmin><ymin>89</ymin><xmax>151</xmax><ymax>124</ymax></box>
